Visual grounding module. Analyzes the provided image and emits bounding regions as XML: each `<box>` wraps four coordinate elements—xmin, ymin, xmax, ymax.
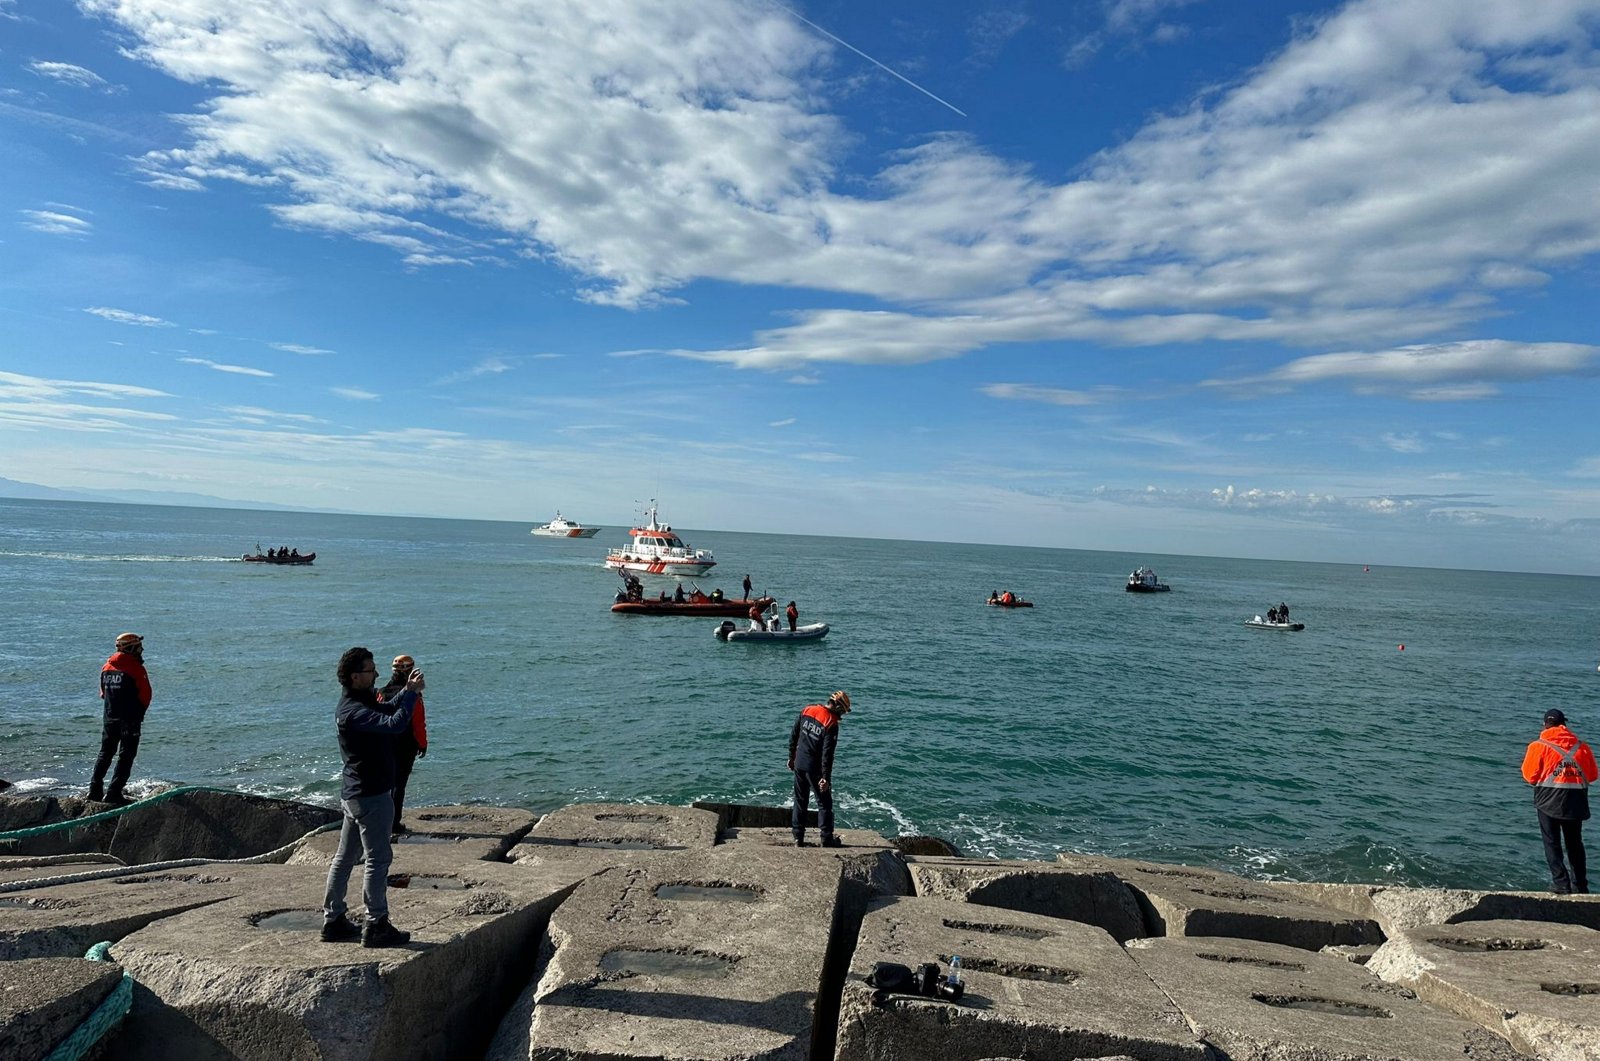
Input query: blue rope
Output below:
<box><xmin>40</xmin><ymin>943</ymin><xmax>133</xmax><ymax>1061</ymax></box>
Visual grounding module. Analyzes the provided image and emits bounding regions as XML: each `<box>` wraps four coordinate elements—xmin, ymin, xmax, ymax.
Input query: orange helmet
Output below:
<box><xmin>828</xmin><ymin>690</ymin><xmax>851</xmax><ymax>712</ymax></box>
<box><xmin>114</xmin><ymin>632</ymin><xmax>144</xmax><ymax>650</ymax></box>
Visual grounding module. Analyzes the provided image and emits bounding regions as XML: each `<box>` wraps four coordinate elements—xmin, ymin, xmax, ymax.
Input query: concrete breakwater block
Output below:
<box><xmin>109</xmin><ymin>858</ymin><xmax>587</xmax><ymax>1061</ymax></box>
<box><xmin>0</xmin><ymin>853</ymin><xmax>126</xmax><ymax>884</ymax></box>
<box><xmin>520</xmin><ymin>802</ymin><xmax>720</xmax><ymax>851</ymax></box>
<box><xmin>286</xmin><ymin>803</ymin><xmax>536</xmax><ymax>868</ymax></box>
<box><xmin>106</xmin><ymin>790</ymin><xmax>341</xmax><ymax>865</ymax></box>
<box><xmin>490</xmin><ymin>841</ymin><xmax>902</xmax><ymax>1061</ymax></box>
<box><xmin>1366</xmin><ymin>918</ymin><xmax>1600</xmax><ymax>1061</ymax></box>
<box><xmin>1127</xmin><ymin>934</ymin><xmax>1527</xmax><ymax>1061</ymax></box>
<box><xmin>1280</xmin><ymin>881</ymin><xmax>1600</xmax><ymax>935</ymax></box>
<box><xmin>0</xmin><ymin>797</ymin><xmax>120</xmax><ymax>857</ymax></box>
<box><xmin>691</xmin><ymin>801</ymin><xmax>818</xmax><ymax>833</ymax></box>
<box><xmin>0</xmin><ymin>864</ymin><xmax>299</xmax><ymax>959</ymax></box>
<box><xmin>406</xmin><ymin>804</ymin><xmax>538</xmax><ymax>841</ymax></box>
<box><xmin>834</xmin><ymin>895</ymin><xmax>1208</xmax><ymax>1061</ymax></box>
<box><xmin>906</xmin><ymin>855</ymin><xmax>1147</xmax><ymax>943</ymax></box>
<box><xmin>0</xmin><ymin>956</ymin><xmax>123</xmax><ymax>1061</ymax></box>
<box><xmin>1056</xmin><ymin>853</ymin><xmax>1381</xmax><ymax>949</ymax></box>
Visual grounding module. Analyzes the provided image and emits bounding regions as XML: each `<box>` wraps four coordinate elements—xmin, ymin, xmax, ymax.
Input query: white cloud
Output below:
<box><xmin>768</xmin><ymin>417</ymin><xmax>795</xmax><ymax>427</ymax></box>
<box><xmin>269</xmin><ymin>342</ymin><xmax>333</xmax><ymax>355</ymax></box>
<box><xmin>178</xmin><ymin>357</ymin><xmax>273</xmax><ymax>377</ymax></box>
<box><xmin>21</xmin><ymin>209</ymin><xmax>92</xmax><ymax>235</ymax></box>
<box><xmin>1208</xmin><ymin>340</ymin><xmax>1600</xmax><ymax>398</ymax></box>
<box><xmin>84</xmin><ymin>306</ymin><xmax>174</xmax><ymax>327</ymax></box>
<box><xmin>982</xmin><ymin>382</ymin><xmax>1109</xmax><ymax>406</ymax></box>
<box><xmin>28</xmin><ymin>60</ymin><xmax>112</xmax><ymax>90</ymax></box>
<box><xmin>331</xmin><ymin>386</ymin><xmax>379</xmax><ymax>400</ymax></box>
<box><xmin>1381</xmin><ymin>432</ymin><xmax>1425</xmax><ymax>453</ymax></box>
<box><xmin>0</xmin><ymin>369</ymin><xmax>176</xmax><ymax>432</ymax></box>
<box><xmin>83</xmin><ymin>0</ymin><xmax>1600</xmax><ymax>372</ymax></box>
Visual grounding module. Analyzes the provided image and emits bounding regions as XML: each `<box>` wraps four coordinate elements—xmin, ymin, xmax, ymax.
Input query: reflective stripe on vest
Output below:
<box><xmin>1536</xmin><ymin>739</ymin><xmax>1591</xmax><ymax>789</ymax></box>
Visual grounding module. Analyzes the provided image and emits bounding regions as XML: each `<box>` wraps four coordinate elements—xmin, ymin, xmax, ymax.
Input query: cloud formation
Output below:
<box><xmin>21</xmin><ymin>209</ymin><xmax>92</xmax><ymax>235</ymax></box>
<box><xmin>1207</xmin><ymin>340</ymin><xmax>1600</xmax><ymax>398</ymax></box>
<box><xmin>178</xmin><ymin>357</ymin><xmax>273</xmax><ymax>377</ymax></box>
<box><xmin>84</xmin><ymin>306</ymin><xmax>173</xmax><ymax>327</ymax></box>
<box><xmin>29</xmin><ymin>60</ymin><xmax>112</xmax><ymax>90</ymax></box>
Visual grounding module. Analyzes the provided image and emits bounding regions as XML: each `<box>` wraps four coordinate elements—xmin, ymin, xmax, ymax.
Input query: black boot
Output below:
<box><xmin>105</xmin><ymin>787</ymin><xmax>130</xmax><ymax>806</ymax></box>
<box><xmin>86</xmin><ymin>782</ymin><xmax>104</xmax><ymax>802</ymax></box>
<box><xmin>362</xmin><ymin>918</ymin><xmax>411</xmax><ymax>948</ymax></box>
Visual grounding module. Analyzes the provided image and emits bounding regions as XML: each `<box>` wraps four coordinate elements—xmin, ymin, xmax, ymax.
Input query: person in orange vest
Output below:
<box><xmin>1521</xmin><ymin>709</ymin><xmax>1598</xmax><ymax>894</ymax></box>
<box><xmin>380</xmin><ymin>655</ymin><xmax>429</xmax><ymax>836</ymax></box>
<box><xmin>788</xmin><ymin>690</ymin><xmax>851</xmax><ymax>848</ymax></box>
<box><xmin>785</xmin><ymin>601</ymin><xmax>799</xmax><ymax>632</ymax></box>
<box><xmin>89</xmin><ymin>632</ymin><xmax>153</xmax><ymax>805</ymax></box>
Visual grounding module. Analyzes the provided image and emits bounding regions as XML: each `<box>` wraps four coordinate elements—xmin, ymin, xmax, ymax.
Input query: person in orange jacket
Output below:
<box><xmin>380</xmin><ymin>655</ymin><xmax>429</xmax><ymax>835</ymax></box>
<box><xmin>788</xmin><ymin>690</ymin><xmax>851</xmax><ymax>848</ymax></box>
<box><xmin>1521</xmin><ymin>709</ymin><xmax>1598</xmax><ymax>894</ymax></box>
<box><xmin>89</xmin><ymin>632</ymin><xmax>154</xmax><ymax>805</ymax></box>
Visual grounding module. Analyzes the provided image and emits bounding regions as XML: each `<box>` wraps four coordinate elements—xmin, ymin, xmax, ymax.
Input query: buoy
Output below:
<box><xmin>1398</xmin><ymin>644</ymin><xmax>1405</xmax><ymax>651</ymax></box>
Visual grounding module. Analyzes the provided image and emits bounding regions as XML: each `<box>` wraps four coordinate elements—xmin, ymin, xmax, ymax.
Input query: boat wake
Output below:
<box><xmin>0</xmin><ymin>550</ymin><xmax>236</xmax><ymax>563</ymax></box>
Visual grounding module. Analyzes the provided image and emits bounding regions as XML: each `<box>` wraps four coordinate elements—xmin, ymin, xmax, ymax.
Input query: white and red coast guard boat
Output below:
<box><xmin>603</xmin><ymin>502</ymin><xmax>716</xmax><ymax>577</ymax></box>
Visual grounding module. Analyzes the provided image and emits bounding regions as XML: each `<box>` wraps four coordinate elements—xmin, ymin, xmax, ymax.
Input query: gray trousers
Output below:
<box><xmin>322</xmin><ymin>792</ymin><xmax>394</xmax><ymax>922</ymax></box>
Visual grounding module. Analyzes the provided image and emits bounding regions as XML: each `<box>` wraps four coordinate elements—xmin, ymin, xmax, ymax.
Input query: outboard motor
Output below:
<box><xmin>716</xmin><ymin>621</ymin><xmax>735</xmax><ymax>641</ymax></box>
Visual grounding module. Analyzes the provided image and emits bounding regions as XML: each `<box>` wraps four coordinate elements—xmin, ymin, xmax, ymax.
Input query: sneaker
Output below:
<box><xmin>361</xmin><ymin>918</ymin><xmax>411</xmax><ymax>948</ymax></box>
<box><xmin>820</xmin><ymin>836</ymin><xmax>844</xmax><ymax>848</ymax></box>
<box><xmin>86</xmin><ymin>785</ymin><xmax>105</xmax><ymax>803</ymax></box>
<box><xmin>320</xmin><ymin>915</ymin><xmax>361</xmax><ymax>942</ymax></box>
<box><xmin>104</xmin><ymin>790</ymin><xmax>131</xmax><ymax>807</ymax></box>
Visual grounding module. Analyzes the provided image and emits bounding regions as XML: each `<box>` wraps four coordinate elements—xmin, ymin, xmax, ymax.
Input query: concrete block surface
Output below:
<box><xmin>109</xmin><ymin>858</ymin><xmax>585</xmax><ymax>1061</ymax></box>
<box><xmin>1128</xmin><ymin>934</ymin><xmax>1527</xmax><ymax>1061</ymax></box>
<box><xmin>907</xmin><ymin>855</ymin><xmax>1146</xmax><ymax>942</ymax></box>
<box><xmin>1282</xmin><ymin>881</ymin><xmax>1600</xmax><ymax>935</ymax></box>
<box><xmin>491</xmin><ymin>843</ymin><xmax>857</xmax><ymax>1061</ymax></box>
<box><xmin>835</xmin><ymin>895</ymin><xmax>1207</xmax><ymax>1061</ymax></box>
<box><xmin>0</xmin><ymin>956</ymin><xmax>122</xmax><ymax>1061</ymax></box>
<box><xmin>1057</xmin><ymin>853</ymin><xmax>1381</xmax><ymax>949</ymax></box>
<box><xmin>1367</xmin><ymin>918</ymin><xmax>1600</xmax><ymax>1061</ymax></box>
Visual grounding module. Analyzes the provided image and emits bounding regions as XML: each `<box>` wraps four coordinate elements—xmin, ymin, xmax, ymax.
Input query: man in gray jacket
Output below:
<box><xmin>321</xmin><ymin>646</ymin><xmax>424</xmax><ymax>947</ymax></box>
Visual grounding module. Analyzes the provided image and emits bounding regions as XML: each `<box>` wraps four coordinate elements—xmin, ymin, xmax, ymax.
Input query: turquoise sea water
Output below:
<box><xmin>3</xmin><ymin>497</ymin><xmax>1598</xmax><ymax>890</ymax></box>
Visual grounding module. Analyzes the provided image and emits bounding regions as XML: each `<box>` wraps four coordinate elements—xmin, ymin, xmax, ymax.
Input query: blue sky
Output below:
<box><xmin>3</xmin><ymin>0</ymin><xmax>1599</xmax><ymax>573</ymax></box>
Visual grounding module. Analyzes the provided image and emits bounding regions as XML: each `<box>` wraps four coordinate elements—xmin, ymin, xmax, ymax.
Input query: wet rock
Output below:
<box><xmin>835</xmin><ymin>895</ymin><xmax>1208</xmax><ymax>1061</ymax></box>
<box><xmin>0</xmin><ymin>956</ymin><xmax>123</xmax><ymax>1061</ymax></box>
<box><xmin>1367</xmin><ymin>918</ymin><xmax>1600</xmax><ymax>1061</ymax></box>
<box><xmin>0</xmin><ymin>797</ymin><xmax>119</xmax><ymax>857</ymax></box>
<box><xmin>1128</xmin><ymin>933</ymin><xmax>1527</xmax><ymax>1060</ymax></box>
<box><xmin>889</xmin><ymin>835</ymin><xmax>961</xmax><ymax>857</ymax></box>
<box><xmin>907</xmin><ymin>855</ymin><xmax>1146</xmax><ymax>942</ymax></box>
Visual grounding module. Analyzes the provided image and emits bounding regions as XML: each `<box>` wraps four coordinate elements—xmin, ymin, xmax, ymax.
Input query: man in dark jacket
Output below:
<box><xmin>321</xmin><ymin>646</ymin><xmax>424</xmax><ymax>947</ymax></box>
<box><xmin>1522</xmin><ymin>709</ymin><xmax>1599</xmax><ymax>894</ymax></box>
<box><xmin>788</xmin><ymin>690</ymin><xmax>851</xmax><ymax>848</ymax></box>
<box><xmin>88</xmin><ymin>632</ymin><xmax>153</xmax><ymax>805</ymax></box>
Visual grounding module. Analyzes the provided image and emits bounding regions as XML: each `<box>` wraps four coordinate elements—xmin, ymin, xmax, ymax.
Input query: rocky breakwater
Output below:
<box><xmin>0</xmin><ymin>788</ymin><xmax>1597</xmax><ymax>1061</ymax></box>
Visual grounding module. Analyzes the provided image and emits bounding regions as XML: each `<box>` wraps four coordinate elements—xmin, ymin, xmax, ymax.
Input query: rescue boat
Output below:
<box><xmin>530</xmin><ymin>512</ymin><xmax>601</xmax><ymax>538</ymax></box>
<box><xmin>1244</xmin><ymin>616</ymin><xmax>1304</xmax><ymax>631</ymax></box>
<box><xmin>603</xmin><ymin>502</ymin><xmax>716</xmax><ymax>577</ymax></box>
<box><xmin>613</xmin><ymin>593</ymin><xmax>775</xmax><ymax>617</ymax></box>
<box><xmin>714</xmin><ymin>621</ymin><xmax>830</xmax><ymax>642</ymax></box>
<box><xmin>986</xmin><ymin>598</ymin><xmax>1034</xmax><ymax>608</ymax></box>
<box><xmin>242</xmin><ymin>550</ymin><xmax>315</xmax><ymax>565</ymax></box>
<box><xmin>1126</xmin><ymin>567</ymin><xmax>1171</xmax><ymax>592</ymax></box>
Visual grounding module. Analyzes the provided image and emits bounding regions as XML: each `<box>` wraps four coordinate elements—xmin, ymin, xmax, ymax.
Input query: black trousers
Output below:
<box><xmin>393</xmin><ymin>743</ymin><xmax>419</xmax><ymax>827</ymax></box>
<box><xmin>91</xmin><ymin>718</ymin><xmax>142</xmax><ymax>793</ymax></box>
<box><xmin>792</xmin><ymin>769</ymin><xmax>833</xmax><ymax>840</ymax></box>
<box><xmin>1539</xmin><ymin>811</ymin><xmax>1588</xmax><ymax>893</ymax></box>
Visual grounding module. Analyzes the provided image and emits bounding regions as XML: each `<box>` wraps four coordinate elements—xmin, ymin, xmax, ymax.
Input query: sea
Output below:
<box><xmin>3</xmin><ymin>497</ymin><xmax>1597</xmax><ymax>891</ymax></box>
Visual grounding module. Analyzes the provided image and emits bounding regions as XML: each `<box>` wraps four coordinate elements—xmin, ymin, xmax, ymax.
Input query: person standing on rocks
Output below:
<box><xmin>1522</xmin><ymin>709</ymin><xmax>1599</xmax><ymax>894</ymax></box>
<box><xmin>380</xmin><ymin>654</ymin><xmax>429</xmax><ymax>836</ymax></box>
<box><xmin>788</xmin><ymin>690</ymin><xmax>851</xmax><ymax>848</ymax></box>
<box><xmin>88</xmin><ymin>632</ymin><xmax>152</xmax><ymax>805</ymax></box>
<box><xmin>323</xmin><ymin>646</ymin><xmax>424</xmax><ymax>947</ymax></box>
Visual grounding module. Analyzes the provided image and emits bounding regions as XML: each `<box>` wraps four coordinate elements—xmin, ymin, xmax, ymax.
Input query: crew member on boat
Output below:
<box><xmin>748</xmin><ymin>605</ymin><xmax>768</xmax><ymax>632</ymax></box>
<box><xmin>1000</xmin><ymin>590</ymin><xmax>1015</xmax><ymax>605</ymax></box>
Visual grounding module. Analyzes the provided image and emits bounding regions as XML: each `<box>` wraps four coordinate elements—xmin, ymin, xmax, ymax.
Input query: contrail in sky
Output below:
<box><xmin>768</xmin><ymin>3</ymin><xmax>968</xmax><ymax>118</ymax></box>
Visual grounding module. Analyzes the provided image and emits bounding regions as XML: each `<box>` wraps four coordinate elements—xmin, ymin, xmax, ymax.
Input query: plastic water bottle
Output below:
<box><xmin>947</xmin><ymin>954</ymin><xmax>962</xmax><ymax>986</ymax></box>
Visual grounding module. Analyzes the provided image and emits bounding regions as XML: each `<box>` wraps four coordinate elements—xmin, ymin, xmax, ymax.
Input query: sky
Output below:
<box><xmin>2</xmin><ymin>0</ymin><xmax>1599</xmax><ymax>573</ymax></box>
